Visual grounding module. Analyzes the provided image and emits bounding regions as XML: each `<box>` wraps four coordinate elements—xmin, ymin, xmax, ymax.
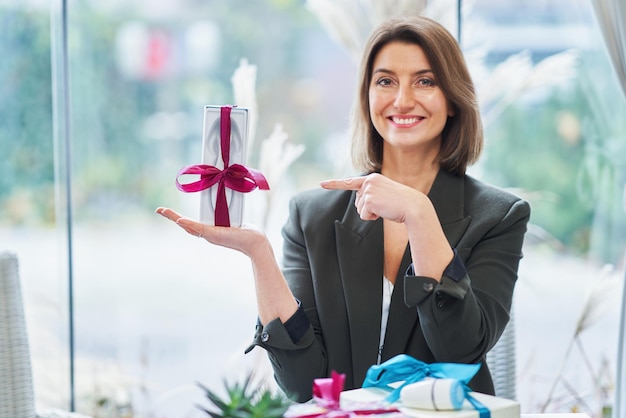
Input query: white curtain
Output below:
<box><xmin>590</xmin><ymin>1</ymin><xmax>626</xmax><ymax>418</ymax></box>
<box><xmin>591</xmin><ymin>0</ymin><xmax>626</xmax><ymax>98</ymax></box>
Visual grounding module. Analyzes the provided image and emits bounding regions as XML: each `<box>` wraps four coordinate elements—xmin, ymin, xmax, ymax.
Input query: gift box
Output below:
<box><xmin>285</xmin><ymin>356</ymin><xmax>520</xmax><ymax>418</ymax></box>
<box><xmin>176</xmin><ymin>105</ymin><xmax>268</xmax><ymax>227</ymax></box>
<box><xmin>339</xmin><ymin>354</ymin><xmax>520</xmax><ymax>418</ymax></box>
<box><xmin>284</xmin><ymin>371</ymin><xmax>403</xmax><ymax>417</ymax></box>
<box><xmin>340</xmin><ymin>387</ymin><xmax>520</xmax><ymax>418</ymax></box>
<box><xmin>200</xmin><ymin>105</ymin><xmax>248</xmax><ymax>226</ymax></box>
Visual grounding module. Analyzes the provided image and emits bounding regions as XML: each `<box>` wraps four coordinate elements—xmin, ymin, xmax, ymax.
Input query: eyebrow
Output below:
<box><xmin>372</xmin><ymin>68</ymin><xmax>434</xmax><ymax>76</ymax></box>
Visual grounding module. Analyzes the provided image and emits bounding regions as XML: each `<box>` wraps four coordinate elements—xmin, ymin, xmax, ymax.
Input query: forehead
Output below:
<box><xmin>371</xmin><ymin>41</ymin><xmax>432</xmax><ymax>71</ymax></box>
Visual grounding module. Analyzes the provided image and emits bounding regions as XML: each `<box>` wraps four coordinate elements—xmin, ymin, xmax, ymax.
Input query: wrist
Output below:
<box><xmin>403</xmin><ymin>192</ymin><xmax>431</xmax><ymax>228</ymax></box>
<box><xmin>246</xmin><ymin>232</ymin><xmax>274</xmax><ymax>260</ymax></box>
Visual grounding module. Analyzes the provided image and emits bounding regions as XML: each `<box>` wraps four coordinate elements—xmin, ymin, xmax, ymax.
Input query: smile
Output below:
<box><xmin>391</xmin><ymin>116</ymin><xmax>423</xmax><ymax>125</ymax></box>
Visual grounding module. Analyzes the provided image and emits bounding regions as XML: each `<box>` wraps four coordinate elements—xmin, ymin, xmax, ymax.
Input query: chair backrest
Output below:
<box><xmin>486</xmin><ymin>310</ymin><xmax>517</xmax><ymax>400</ymax></box>
<box><xmin>0</xmin><ymin>251</ymin><xmax>37</xmax><ymax>418</ymax></box>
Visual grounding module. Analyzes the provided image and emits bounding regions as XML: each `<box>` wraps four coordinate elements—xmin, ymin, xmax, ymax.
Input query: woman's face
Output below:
<box><xmin>368</xmin><ymin>41</ymin><xmax>453</xmax><ymax>158</ymax></box>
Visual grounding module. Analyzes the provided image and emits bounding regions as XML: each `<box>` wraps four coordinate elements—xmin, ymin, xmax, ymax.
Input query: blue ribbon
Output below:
<box><xmin>362</xmin><ymin>354</ymin><xmax>491</xmax><ymax>418</ymax></box>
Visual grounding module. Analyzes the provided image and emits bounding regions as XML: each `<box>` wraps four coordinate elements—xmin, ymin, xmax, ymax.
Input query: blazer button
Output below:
<box><xmin>422</xmin><ymin>282</ymin><xmax>434</xmax><ymax>293</ymax></box>
<box><xmin>261</xmin><ymin>332</ymin><xmax>270</xmax><ymax>342</ymax></box>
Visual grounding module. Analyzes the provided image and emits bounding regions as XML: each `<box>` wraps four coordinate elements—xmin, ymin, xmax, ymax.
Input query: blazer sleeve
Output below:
<box><xmin>404</xmin><ymin>194</ymin><xmax>531</xmax><ymax>364</ymax></box>
<box><xmin>247</xmin><ymin>193</ymin><xmax>328</xmax><ymax>402</ymax></box>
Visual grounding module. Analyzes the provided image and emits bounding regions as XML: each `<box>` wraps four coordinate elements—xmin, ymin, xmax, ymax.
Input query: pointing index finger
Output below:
<box><xmin>320</xmin><ymin>176</ymin><xmax>366</xmax><ymax>191</ymax></box>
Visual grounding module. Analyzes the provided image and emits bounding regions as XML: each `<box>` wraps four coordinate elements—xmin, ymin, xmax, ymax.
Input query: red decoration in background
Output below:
<box><xmin>145</xmin><ymin>30</ymin><xmax>171</xmax><ymax>80</ymax></box>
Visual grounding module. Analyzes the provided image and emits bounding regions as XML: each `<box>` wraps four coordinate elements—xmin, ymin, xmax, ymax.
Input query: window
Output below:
<box><xmin>1</xmin><ymin>0</ymin><xmax>624</xmax><ymax>416</ymax></box>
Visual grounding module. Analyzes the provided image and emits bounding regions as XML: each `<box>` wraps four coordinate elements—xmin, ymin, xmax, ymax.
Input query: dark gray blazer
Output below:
<box><xmin>249</xmin><ymin>169</ymin><xmax>531</xmax><ymax>402</ymax></box>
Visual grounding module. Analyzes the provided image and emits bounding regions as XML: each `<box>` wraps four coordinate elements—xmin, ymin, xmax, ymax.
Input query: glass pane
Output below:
<box><xmin>5</xmin><ymin>0</ymin><xmax>625</xmax><ymax>416</ymax></box>
<box><xmin>0</xmin><ymin>0</ymin><xmax>72</xmax><ymax>411</ymax></box>
<box><xmin>465</xmin><ymin>0</ymin><xmax>625</xmax><ymax>416</ymax></box>
<box><xmin>64</xmin><ymin>0</ymin><xmax>353</xmax><ymax>415</ymax></box>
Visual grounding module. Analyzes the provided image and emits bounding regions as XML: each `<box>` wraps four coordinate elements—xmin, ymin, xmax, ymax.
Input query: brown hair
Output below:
<box><xmin>350</xmin><ymin>15</ymin><xmax>482</xmax><ymax>176</ymax></box>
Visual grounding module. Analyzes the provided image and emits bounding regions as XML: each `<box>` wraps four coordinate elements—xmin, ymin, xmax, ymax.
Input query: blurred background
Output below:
<box><xmin>1</xmin><ymin>0</ymin><xmax>625</xmax><ymax>417</ymax></box>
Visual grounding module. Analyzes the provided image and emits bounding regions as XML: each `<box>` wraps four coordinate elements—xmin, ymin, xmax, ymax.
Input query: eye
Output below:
<box><xmin>417</xmin><ymin>77</ymin><xmax>436</xmax><ymax>87</ymax></box>
<box><xmin>374</xmin><ymin>77</ymin><xmax>394</xmax><ymax>87</ymax></box>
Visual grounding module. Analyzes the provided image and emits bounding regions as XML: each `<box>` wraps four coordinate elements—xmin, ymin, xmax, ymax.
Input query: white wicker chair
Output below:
<box><xmin>486</xmin><ymin>311</ymin><xmax>517</xmax><ymax>400</ymax></box>
<box><xmin>1</xmin><ymin>251</ymin><xmax>36</xmax><ymax>418</ymax></box>
<box><xmin>0</xmin><ymin>251</ymin><xmax>90</xmax><ymax>418</ymax></box>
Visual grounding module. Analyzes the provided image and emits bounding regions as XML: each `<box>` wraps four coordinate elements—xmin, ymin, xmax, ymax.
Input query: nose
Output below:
<box><xmin>393</xmin><ymin>84</ymin><xmax>414</xmax><ymax>111</ymax></box>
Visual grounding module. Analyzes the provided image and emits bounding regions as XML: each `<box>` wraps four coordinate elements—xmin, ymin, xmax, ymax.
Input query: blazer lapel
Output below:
<box><xmin>335</xmin><ymin>191</ymin><xmax>384</xmax><ymax>386</ymax></box>
<box><xmin>382</xmin><ymin>169</ymin><xmax>471</xmax><ymax>358</ymax></box>
<box><xmin>333</xmin><ymin>170</ymin><xmax>471</xmax><ymax>383</ymax></box>
<box><xmin>428</xmin><ymin>169</ymin><xmax>472</xmax><ymax>248</ymax></box>
<box><xmin>380</xmin><ymin>246</ymin><xmax>415</xmax><ymax>361</ymax></box>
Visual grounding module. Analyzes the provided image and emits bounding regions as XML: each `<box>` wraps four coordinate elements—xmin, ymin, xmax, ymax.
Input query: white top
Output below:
<box><xmin>378</xmin><ymin>276</ymin><xmax>394</xmax><ymax>364</ymax></box>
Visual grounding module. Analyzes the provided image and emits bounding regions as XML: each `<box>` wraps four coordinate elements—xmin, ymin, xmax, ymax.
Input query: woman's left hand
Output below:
<box><xmin>320</xmin><ymin>173</ymin><xmax>424</xmax><ymax>223</ymax></box>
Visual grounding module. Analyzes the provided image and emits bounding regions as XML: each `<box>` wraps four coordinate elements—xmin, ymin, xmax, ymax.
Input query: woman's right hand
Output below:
<box><xmin>155</xmin><ymin>207</ymin><xmax>267</xmax><ymax>258</ymax></box>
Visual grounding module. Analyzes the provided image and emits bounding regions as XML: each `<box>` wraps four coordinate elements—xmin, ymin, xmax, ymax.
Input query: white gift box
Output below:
<box><xmin>199</xmin><ymin>105</ymin><xmax>249</xmax><ymax>226</ymax></box>
<box><xmin>340</xmin><ymin>386</ymin><xmax>520</xmax><ymax>418</ymax></box>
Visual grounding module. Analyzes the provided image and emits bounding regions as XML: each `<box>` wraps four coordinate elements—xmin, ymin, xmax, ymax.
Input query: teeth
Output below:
<box><xmin>392</xmin><ymin>117</ymin><xmax>419</xmax><ymax>125</ymax></box>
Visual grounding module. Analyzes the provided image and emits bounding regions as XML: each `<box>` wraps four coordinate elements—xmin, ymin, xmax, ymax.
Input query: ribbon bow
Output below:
<box><xmin>362</xmin><ymin>354</ymin><xmax>490</xmax><ymax>418</ymax></box>
<box><xmin>288</xmin><ymin>371</ymin><xmax>399</xmax><ymax>418</ymax></box>
<box><xmin>175</xmin><ymin>106</ymin><xmax>269</xmax><ymax>226</ymax></box>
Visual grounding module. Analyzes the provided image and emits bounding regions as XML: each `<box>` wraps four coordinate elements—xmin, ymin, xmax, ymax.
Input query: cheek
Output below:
<box><xmin>369</xmin><ymin>92</ymin><xmax>384</xmax><ymax>116</ymax></box>
<box><xmin>368</xmin><ymin>91</ymin><xmax>376</xmax><ymax>112</ymax></box>
<box><xmin>431</xmin><ymin>97</ymin><xmax>452</xmax><ymax>119</ymax></box>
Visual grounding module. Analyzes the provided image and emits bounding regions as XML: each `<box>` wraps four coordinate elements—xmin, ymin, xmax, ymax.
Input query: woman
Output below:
<box><xmin>157</xmin><ymin>15</ymin><xmax>530</xmax><ymax>402</ymax></box>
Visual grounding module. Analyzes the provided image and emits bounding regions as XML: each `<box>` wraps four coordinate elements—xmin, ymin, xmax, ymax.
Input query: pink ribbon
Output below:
<box><xmin>289</xmin><ymin>371</ymin><xmax>400</xmax><ymax>418</ymax></box>
<box><xmin>175</xmin><ymin>106</ymin><xmax>269</xmax><ymax>226</ymax></box>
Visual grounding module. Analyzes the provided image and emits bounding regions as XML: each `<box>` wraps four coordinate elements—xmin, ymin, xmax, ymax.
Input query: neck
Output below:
<box><xmin>381</xmin><ymin>155</ymin><xmax>440</xmax><ymax>194</ymax></box>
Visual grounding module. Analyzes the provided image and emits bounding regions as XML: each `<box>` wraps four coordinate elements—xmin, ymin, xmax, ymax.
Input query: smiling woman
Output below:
<box><xmin>158</xmin><ymin>14</ymin><xmax>531</xmax><ymax>403</ymax></box>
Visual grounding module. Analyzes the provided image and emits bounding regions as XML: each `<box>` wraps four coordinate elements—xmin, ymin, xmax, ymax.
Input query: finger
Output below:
<box><xmin>320</xmin><ymin>176</ymin><xmax>366</xmax><ymax>191</ymax></box>
<box><xmin>355</xmin><ymin>199</ymin><xmax>376</xmax><ymax>221</ymax></box>
<box><xmin>352</xmin><ymin>189</ymin><xmax>381</xmax><ymax>221</ymax></box>
<box><xmin>357</xmin><ymin>202</ymin><xmax>379</xmax><ymax>221</ymax></box>
<box><xmin>354</xmin><ymin>191</ymin><xmax>363</xmax><ymax>211</ymax></box>
<box><xmin>361</xmin><ymin>211</ymin><xmax>380</xmax><ymax>221</ymax></box>
<box><xmin>175</xmin><ymin>218</ymin><xmax>206</xmax><ymax>238</ymax></box>
<box><xmin>155</xmin><ymin>207</ymin><xmax>183</xmax><ymax>222</ymax></box>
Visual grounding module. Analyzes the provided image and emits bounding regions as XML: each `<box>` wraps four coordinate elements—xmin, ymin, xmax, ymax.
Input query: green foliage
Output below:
<box><xmin>483</xmin><ymin>89</ymin><xmax>593</xmax><ymax>252</ymax></box>
<box><xmin>197</xmin><ymin>374</ymin><xmax>291</xmax><ymax>418</ymax></box>
<box><xmin>0</xmin><ymin>8</ymin><xmax>54</xmax><ymax>199</ymax></box>
<box><xmin>0</xmin><ymin>1</ymin><xmax>323</xmax><ymax>226</ymax></box>
<box><xmin>2</xmin><ymin>2</ymin><xmax>624</xmax><ymax>262</ymax></box>
<box><xmin>481</xmin><ymin>50</ymin><xmax>626</xmax><ymax>263</ymax></box>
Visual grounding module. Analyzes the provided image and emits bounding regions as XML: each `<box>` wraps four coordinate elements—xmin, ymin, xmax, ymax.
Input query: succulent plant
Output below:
<box><xmin>196</xmin><ymin>373</ymin><xmax>291</xmax><ymax>418</ymax></box>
